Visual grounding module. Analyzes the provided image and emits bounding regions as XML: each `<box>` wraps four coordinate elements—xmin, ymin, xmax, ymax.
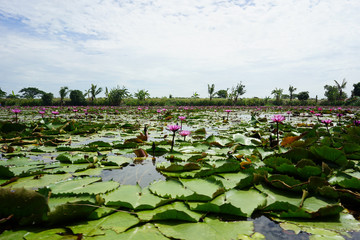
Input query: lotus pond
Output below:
<box><xmin>1</xmin><ymin>105</ymin><xmax>360</xmax><ymax>240</ymax></box>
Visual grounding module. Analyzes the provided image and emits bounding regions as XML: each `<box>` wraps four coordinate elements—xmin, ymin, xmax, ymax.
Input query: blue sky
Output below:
<box><xmin>0</xmin><ymin>0</ymin><xmax>359</xmax><ymax>99</ymax></box>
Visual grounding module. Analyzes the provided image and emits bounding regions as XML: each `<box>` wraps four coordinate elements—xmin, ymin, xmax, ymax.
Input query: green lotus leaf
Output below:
<box><xmin>6</xmin><ymin>165</ymin><xmax>44</xmax><ymax>178</ymax></box>
<box><xmin>88</xmin><ymin>141</ymin><xmax>112</xmax><ymax>147</ymax></box>
<box><xmin>104</xmin><ymin>156</ymin><xmax>132</xmax><ymax>167</ymax></box>
<box><xmin>90</xmin><ymin>223</ymin><xmax>169</xmax><ymax>240</ymax></box>
<box><xmin>189</xmin><ymin>188</ymin><xmax>266</xmax><ymax>217</ymax></box>
<box><xmin>297</xmin><ymin>165</ymin><xmax>322</xmax><ymax>179</ymax></box>
<box><xmin>160</xmin><ymin>168</ymin><xmax>214</xmax><ymax>178</ymax></box>
<box><xmin>0</xmin><ymin>188</ymin><xmax>49</xmax><ymax>225</ymax></box>
<box><xmin>23</xmin><ymin>228</ymin><xmax>67</xmax><ymax>240</ymax></box>
<box><xmin>310</xmin><ymin>146</ymin><xmax>347</xmax><ymax>167</ymax></box>
<box><xmin>300</xmin><ymin>196</ymin><xmax>343</xmax><ymax>217</ymax></box>
<box><xmin>282</xmin><ymin>148</ymin><xmax>315</xmax><ymax>164</ymax></box>
<box><xmin>206</xmin><ymin>160</ymin><xmax>241</xmax><ymax>173</ymax></box>
<box><xmin>0</xmin><ymin>230</ymin><xmax>28</xmax><ymax>240</ymax></box>
<box><xmin>3</xmin><ymin>173</ymin><xmax>72</xmax><ymax>189</ymax></box>
<box><xmin>206</xmin><ymin>135</ymin><xmax>232</xmax><ymax>147</ymax></box>
<box><xmin>137</xmin><ymin>201</ymin><xmax>202</xmax><ymax>222</ymax></box>
<box><xmin>263</xmin><ymin>156</ymin><xmax>292</xmax><ymax>169</ymax></box>
<box><xmin>178</xmin><ymin>144</ymin><xmax>209</xmax><ymax>154</ymax></box>
<box><xmin>214</xmin><ymin>172</ymin><xmax>253</xmax><ymax>190</ymax></box>
<box><xmin>69</xmin><ymin>211</ymin><xmax>139</xmax><ymax>237</ymax></box>
<box><xmin>56</xmin><ymin>153</ymin><xmax>91</xmax><ymax>164</ymax></box>
<box><xmin>233</xmin><ymin>134</ymin><xmax>261</xmax><ymax>146</ymax></box>
<box><xmin>50</xmin><ymin>177</ymin><xmax>103</xmax><ymax>195</ymax></box>
<box><xmin>71</xmin><ymin>168</ymin><xmax>105</xmax><ymax>177</ymax></box>
<box><xmin>255</xmin><ymin>184</ymin><xmax>303</xmax><ymax>212</ymax></box>
<box><xmin>156</xmin><ymin>217</ymin><xmax>254</xmax><ymax>240</ymax></box>
<box><xmin>267</xmin><ymin>174</ymin><xmax>305</xmax><ymax>192</ymax></box>
<box><xmin>277</xmin><ymin>212</ymin><xmax>360</xmax><ymax>235</ymax></box>
<box><xmin>47</xmin><ymin>196</ymin><xmax>97</xmax><ymax>224</ymax></box>
<box><xmin>328</xmin><ymin>173</ymin><xmax>360</xmax><ymax>190</ymax></box>
<box><xmin>103</xmin><ymin>185</ymin><xmax>169</xmax><ymax>210</ymax></box>
<box><xmin>148</xmin><ymin>179</ymin><xmax>195</xmax><ymax>200</ymax></box>
<box><xmin>156</xmin><ymin>161</ymin><xmax>201</xmax><ymax>172</ymax></box>
<box><xmin>0</xmin><ymin>157</ymin><xmax>40</xmax><ymax>167</ymax></box>
<box><xmin>179</xmin><ymin>178</ymin><xmax>224</xmax><ymax>201</ymax></box>
<box><xmin>145</xmin><ymin>146</ymin><xmax>168</xmax><ymax>156</ymax></box>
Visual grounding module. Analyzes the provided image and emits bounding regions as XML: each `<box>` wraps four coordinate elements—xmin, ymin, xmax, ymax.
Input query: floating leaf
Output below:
<box><xmin>214</xmin><ymin>172</ymin><xmax>253</xmax><ymax>190</ymax></box>
<box><xmin>0</xmin><ymin>188</ymin><xmax>49</xmax><ymax>225</ymax></box>
<box><xmin>4</xmin><ymin>173</ymin><xmax>72</xmax><ymax>189</ymax></box>
<box><xmin>156</xmin><ymin>217</ymin><xmax>254</xmax><ymax>240</ymax></box>
<box><xmin>188</xmin><ymin>189</ymin><xmax>266</xmax><ymax>217</ymax></box>
<box><xmin>47</xmin><ymin>196</ymin><xmax>97</xmax><ymax>224</ymax></box>
<box><xmin>233</xmin><ymin>134</ymin><xmax>261</xmax><ymax>146</ymax></box>
<box><xmin>137</xmin><ymin>201</ymin><xmax>202</xmax><ymax>222</ymax></box>
<box><xmin>149</xmin><ymin>179</ymin><xmax>195</xmax><ymax>200</ymax></box>
<box><xmin>103</xmin><ymin>185</ymin><xmax>169</xmax><ymax>210</ymax></box>
<box><xmin>69</xmin><ymin>211</ymin><xmax>139</xmax><ymax>237</ymax></box>
<box><xmin>310</xmin><ymin>146</ymin><xmax>347</xmax><ymax>167</ymax></box>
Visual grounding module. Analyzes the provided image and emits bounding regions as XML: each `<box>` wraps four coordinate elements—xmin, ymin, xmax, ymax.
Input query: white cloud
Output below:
<box><xmin>0</xmin><ymin>0</ymin><xmax>360</xmax><ymax>98</ymax></box>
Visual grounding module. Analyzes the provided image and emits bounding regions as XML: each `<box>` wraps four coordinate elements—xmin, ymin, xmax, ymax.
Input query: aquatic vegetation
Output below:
<box><xmin>0</xmin><ymin>105</ymin><xmax>359</xmax><ymax>239</ymax></box>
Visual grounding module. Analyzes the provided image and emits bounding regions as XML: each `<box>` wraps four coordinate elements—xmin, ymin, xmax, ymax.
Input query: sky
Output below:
<box><xmin>0</xmin><ymin>0</ymin><xmax>359</xmax><ymax>99</ymax></box>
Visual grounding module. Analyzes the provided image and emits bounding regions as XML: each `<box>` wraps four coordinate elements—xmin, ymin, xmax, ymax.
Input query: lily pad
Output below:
<box><xmin>103</xmin><ymin>185</ymin><xmax>169</xmax><ymax>210</ymax></box>
<box><xmin>156</xmin><ymin>217</ymin><xmax>254</xmax><ymax>240</ymax></box>
<box><xmin>137</xmin><ymin>201</ymin><xmax>202</xmax><ymax>222</ymax></box>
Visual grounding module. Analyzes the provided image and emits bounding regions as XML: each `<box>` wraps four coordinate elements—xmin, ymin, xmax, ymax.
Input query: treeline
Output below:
<box><xmin>2</xmin><ymin>96</ymin><xmax>360</xmax><ymax>107</ymax></box>
<box><xmin>1</xmin><ymin>79</ymin><xmax>360</xmax><ymax>106</ymax></box>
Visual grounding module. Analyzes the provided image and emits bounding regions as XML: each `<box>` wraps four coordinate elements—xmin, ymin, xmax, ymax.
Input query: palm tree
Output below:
<box><xmin>134</xmin><ymin>89</ymin><xmax>150</xmax><ymax>101</ymax></box>
<box><xmin>271</xmin><ymin>88</ymin><xmax>283</xmax><ymax>102</ymax></box>
<box><xmin>59</xmin><ymin>86</ymin><xmax>69</xmax><ymax>106</ymax></box>
<box><xmin>208</xmin><ymin>84</ymin><xmax>215</xmax><ymax>101</ymax></box>
<box><xmin>334</xmin><ymin>78</ymin><xmax>347</xmax><ymax>100</ymax></box>
<box><xmin>192</xmin><ymin>92</ymin><xmax>200</xmax><ymax>98</ymax></box>
<box><xmin>230</xmin><ymin>82</ymin><xmax>246</xmax><ymax>103</ymax></box>
<box><xmin>90</xmin><ymin>84</ymin><xmax>102</xmax><ymax>104</ymax></box>
<box><xmin>288</xmin><ymin>85</ymin><xmax>297</xmax><ymax>102</ymax></box>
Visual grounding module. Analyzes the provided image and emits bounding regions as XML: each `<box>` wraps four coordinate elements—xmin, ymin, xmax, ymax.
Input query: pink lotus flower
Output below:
<box><xmin>179</xmin><ymin>116</ymin><xmax>186</xmax><ymax>121</ymax></box>
<box><xmin>321</xmin><ymin>119</ymin><xmax>332</xmax><ymax>125</ymax></box>
<box><xmin>167</xmin><ymin>125</ymin><xmax>181</xmax><ymax>132</ymax></box>
<box><xmin>179</xmin><ymin>130</ymin><xmax>191</xmax><ymax>141</ymax></box>
<box><xmin>179</xmin><ymin>130</ymin><xmax>191</xmax><ymax>137</ymax></box>
<box><xmin>225</xmin><ymin>109</ymin><xmax>232</xmax><ymax>113</ymax></box>
<box><xmin>11</xmin><ymin>109</ymin><xmax>21</xmax><ymax>114</ymax></box>
<box><xmin>52</xmin><ymin>111</ymin><xmax>59</xmax><ymax>115</ymax></box>
<box><xmin>271</xmin><ymin>115</ymin><xmax>285</xmax><ymax>123</ymax></box>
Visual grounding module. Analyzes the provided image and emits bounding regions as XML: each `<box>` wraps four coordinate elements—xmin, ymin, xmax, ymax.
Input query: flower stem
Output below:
<box><xmin>171</xmin><ymin>132</ymin><xmax>176</xmax><ymax>152</ymax></box>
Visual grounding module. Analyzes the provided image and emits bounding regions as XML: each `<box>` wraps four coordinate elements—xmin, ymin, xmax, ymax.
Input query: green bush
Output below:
<box><xmin>70</xmin><ymin>90</ymin><xmax>86</xmax><ymax>106</ymax></box>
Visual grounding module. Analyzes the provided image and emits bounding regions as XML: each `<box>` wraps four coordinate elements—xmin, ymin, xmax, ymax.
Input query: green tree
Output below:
<box><xmin>59</xmin><ymin>86</ymin><xmax>69</xmax><ymax>106</ymax></box>
<box><xmin>324</xmin><ymin>85</ymin><xmax>339</xmax><ymax>102</ymax></box>
<box><xmin>352</xmin><ymin>82</ymin><xmax>360</xmax><ymax>97</ymax></box>
<box><xmin>271</xmin><ymin>88</ymin><xmax>283</xmax><ymax>102</ymax></box>
<box><xmin>289</xmin><ymin>85</ymin><xmax>297</xmax><ymax>102</ymax></box>
<box><xmin>7</xmin><ymin>91</ymin><xmax>19</xmax><ymax>99</ymax></box>
<box><xmin>208</xmin><ymin>84</ymin><xmax>215</xmax><ymax>101</ymax></box>
<box><xmin>69</xmin><ymin>90</ymin><xmax>86</xmax><ymax>106</ymax></box>
<box><xmin>41</xmin><ymin>92</ymin><xmax>54</xmax><ymax>106</ymax></box>
<box><xmin>89</xmin><ymin>84</ymin><xmax>102</xmax><ymax>104</ymax></box>
<box><xmin>191</xmin><ymin>92</ymin><xmax>200</xmax><ymax>98</ymax></box>
<box><xmin>108</xmin><ymin>86</ymin><xmax>130</xmax><ymax>105</ymax></box>
<box><xmin>230</xmin><ymin>82</ymin><xmax>246</xmax><ymax>103</ymax></box>
<box><xmin>334</xmin><ymin>78</ymin><xmax>347</xmax><ymax>100</ymax></box>
<box><xmin>216</xmin><ymin>89</ymin><xmax>228</xmax><ymax>98</ymax></box>
<box><xmin>19</xmin><ymin>87</ymin><xmax>45</xmax><ymax>99</ymax></box>
<box><xmin>134</xmin><ymin>89</ymin><xmax>150</xmax><ymax>101</ymax></box>
<box><xmin>297</xmin><ymin>91</ymin><xmax>309</xmax><ymax>101</ymax></box>
<box><xmin>0</xmin><ymin>88</ymin><xmax>6</xmax><ymax>98</ymax></box>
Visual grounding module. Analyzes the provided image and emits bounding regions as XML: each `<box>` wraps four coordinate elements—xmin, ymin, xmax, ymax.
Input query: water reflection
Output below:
<box><xmin>101</xmin><ymin>157</ymin><xmax>167</xmax><ymax>188</ymax></box>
